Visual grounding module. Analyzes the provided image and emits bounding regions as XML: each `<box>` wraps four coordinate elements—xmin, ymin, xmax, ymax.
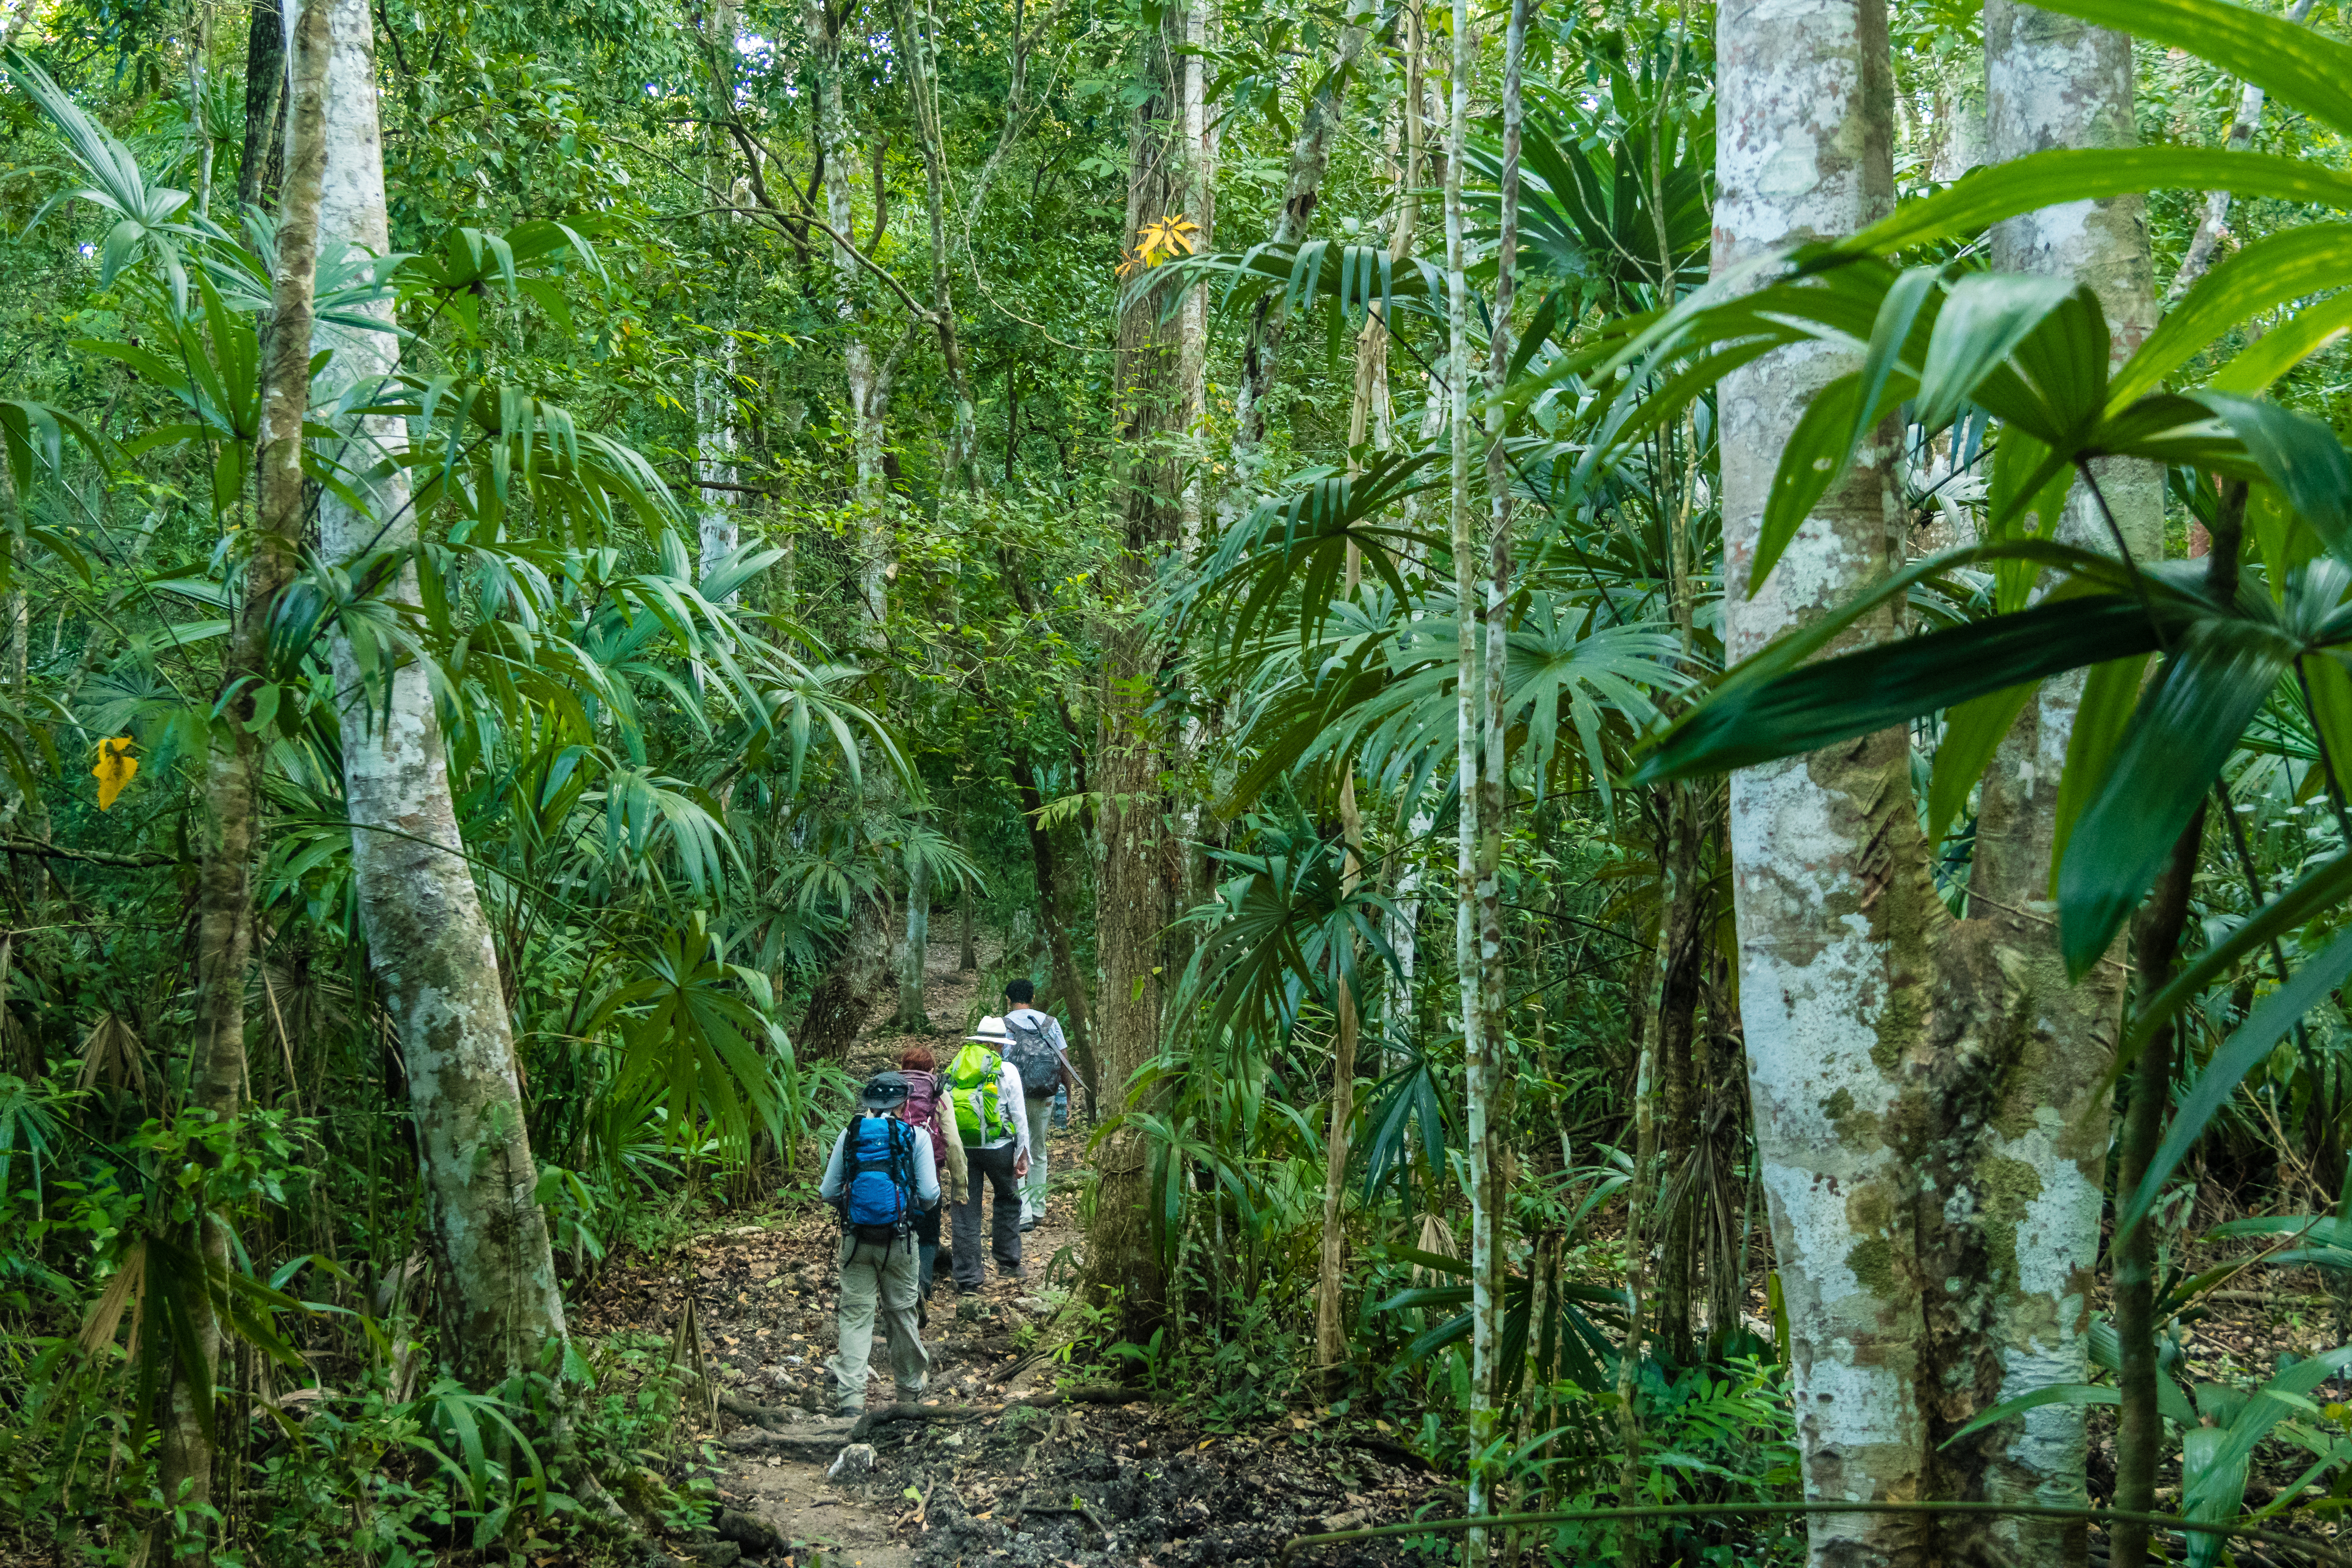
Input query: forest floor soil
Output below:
<box><xmin>579</xmin><ymin>937</ymin><xmax>1449</xmax><ymax>1568</ymax></box>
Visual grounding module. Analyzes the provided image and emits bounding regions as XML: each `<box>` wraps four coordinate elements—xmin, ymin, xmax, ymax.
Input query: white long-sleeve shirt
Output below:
<box><xmin>818</xmin><ymin>1116</ymin><xmax>940</xmax><ymax>1206</ymax></box>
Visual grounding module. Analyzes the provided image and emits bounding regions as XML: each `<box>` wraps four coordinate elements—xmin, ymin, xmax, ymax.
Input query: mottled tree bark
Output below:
<box><xmin>1959</xmin><ymin>11</ymin><xmax>2160</xmax><ymax>1559</ymax></box>
<box><xmin>697</xmin><ymin>0</ymin><xmax>741</xmax><ymax>590</ymax></box>
<box><xmin>695</xmin><ymin>346</ymin><xmax>739</xmax><ymax>586</ymax></box>
<box><xmin>309</xmin><ymin>0</ymin><xmax>568</xmax><ymax>1388</ymax></box>
<box><xmin>1721</xmin><ymin>1</ymin><xmax>2162</xmax><ymax>1559</ymax></box>
<box><xmin>1932</xmin><ymin>47</ymin><xmax>1989</xmax><ymax>181</ymax></box>
<box><xmin>152</xmin><ymin>0</ymin><xmax>328</xmax><ymax>1542</ymax></box>
<box><xmin>1085</xmin><ymin>0</ymin><xmax>1189</xmax><ymax>1335</ymax></box>
<box><xmin>237</xmin><ymin>0</ymin><xmax>285</xmax><ymax>211</ymax></box>
<box><xmin>1715</xmin><ymin>1</ymin><xmax>1923</xmax><ymax>1564</ymax></box>
<box><xmin>1440</xmin><ymin>0</ymin><xmax>1494</xmax><ymax>1547</ymax></box>
<box><xmin>1469</xmin><ymin>1</ymin><xmax>1524</xmax><ymax>1559</ymax></box>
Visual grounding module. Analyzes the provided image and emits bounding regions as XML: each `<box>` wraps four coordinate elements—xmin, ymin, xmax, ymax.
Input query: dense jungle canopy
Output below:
<box><xmin>7</xmin><ymin>0</ymin><xmax>2352</xmax><ymax>1560</ymax></box>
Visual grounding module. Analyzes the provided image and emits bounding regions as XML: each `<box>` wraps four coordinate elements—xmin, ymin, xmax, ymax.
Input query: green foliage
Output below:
<box><xmin>10</xmin><ymin>0</ymin><xmax>2352</xmax><ymax>1556</ymax></box>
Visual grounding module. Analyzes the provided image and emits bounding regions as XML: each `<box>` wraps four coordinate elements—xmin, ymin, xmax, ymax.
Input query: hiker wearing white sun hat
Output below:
<box><xmin>944</xmin><ymin>1016</ymin><xmax>1032</xmax><ymax>1293</ymax></box>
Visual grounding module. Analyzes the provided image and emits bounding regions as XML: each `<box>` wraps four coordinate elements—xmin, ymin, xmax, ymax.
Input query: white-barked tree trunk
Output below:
<box><xmin>309</xmin><ymin>0</ymin><xmax>569</xmax><ymax>1387</ymax></box>
<box><xmin>1715</xmin><ymin>0</ymin><xmax>1925</xmax><ymax>1561</ymax></box>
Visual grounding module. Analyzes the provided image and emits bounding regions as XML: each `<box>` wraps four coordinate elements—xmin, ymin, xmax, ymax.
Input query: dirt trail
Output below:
<box><xmin>601</xmin><ymin>939</ymin><xmax>1094</xmax><ymax>1566</ymax></box>
<box><xmin>723</xmin><ymin>939</ymin><xmax>1091</xmax><ymax>1568</ymax></box>
<box><xmin>587</xmin><ymin>938</ymin><xmax>1440</xmax><ymax>1567</ymax></box>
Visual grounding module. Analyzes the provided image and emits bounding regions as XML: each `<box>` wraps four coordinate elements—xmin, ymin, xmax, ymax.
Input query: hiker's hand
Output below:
<box><xmin>1014</xmin><ymin>1152</ymin><xmax>1031</xmax><ymax>1178</ymax></box>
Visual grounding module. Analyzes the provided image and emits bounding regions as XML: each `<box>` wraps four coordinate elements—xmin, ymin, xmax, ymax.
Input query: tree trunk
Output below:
<box><xmin>1931</xmin><ymin>47</ymin><xmax>1989</xmax><ymax>180</ymax></box>
<box><xmin>698</xmin><ymin>0</ymin><xmax>741</xmax><ymax>591</ymax></box>
<box><xmin>897</xmin><ymin>850</ymin><xmax>929</xmax><ymax>1031</ymax></box>
<box><xmin>1316</xmin><ymin>774</ymin><xmax>1365</xmax><ymax>1394</ymax></box>
<box><xmin>1961</xmin><ymin>11</ymin><xmax>2159</xmax><ymax>1559</ymax></box>
<box><xmin>1469</xmin><ymin>0</ymin><xmax>1523</xmax><ymax>1556</ymax></box>
<box><xmin>1700</xmin><ymin>940</ymin><xmax>1749</xmax><ymax>1346</ymax></box>
<box><xmin>798</xmin><ymin>895</ymin><xmax>893</xmax><ymax>1062</ymax></box>
<box><xmin>957</xmin><ymin>879</ymin><xmax>978</xmax><ymax>971</ymax></box>
<box><xmin>891</xmin><ymin>0</ymin><xmax>977</xmax><ymax>491</ymax></box>
<box><xmin>1652</xmin><ymin>391</ymin><xmax>1712</xmax><ymax>1369</ymax></box>
<box><xmin>1228</xmin><ymin>14</ymin><xmax>1375</xmax><ymax>489</ymax></box>
<box><xmin>1167</xmin><ymin>0</ymin><xmax>1218</xmax><ymax>930</ymax></box>
<box><xmin>151</xmin><ymin>2</ymin><xmax>328</xmax><ymax>1543</ymax></box>
<box><xmin>309</xmin><ymin>0</ymin><xmax>568</xmax><ymax>1389</ymax></box>
<box><xmin>1008</xmin><ymin>753</ymin><xmax>1095</xmax><ymax>1110</ymax></box>
<box><xmin>1385</xmin><ymin>807</ymin><xmax>1428</xmax><ymax>1061</ymax></box>
<box><xmin>802</xmin><ymin>0</ymin><xmax>891</xmax><ymax>630</ymax></box>
<box><xmin>1085</xmin><ymin>0</ymin><xmax>1189</xmax><ymax>1335</ymax></box>
<box><xmin>1441</xmin><ymin>0</ymin><xmax>1495</xmax><ymax>1548</ymax></box>
<box><xmin>1342</xmin><ymin>17</ymin><xmax>1420</xmax><ymax>587</ymax></box>
<box><xmin>2114</xmin><ymin>807</ymin><xmax>2206</xmax><ymax>1567</ymax></box>
<box><xmin>1715</xmin><ymin>0</ymin><xmax>1922</xmax><ymax>1564</ymax></box>
<box><xmin>1645</xmin><ymin>787</ymin><xmax>1709</xmax><ymax>1369</ymax></box>
<box><xmin>0</xmin><ymin>577</ymin><xmax>42</xmax><ymax>906</ymax></box>
<box><xmin>695</xmin><ymin>345</ymin><xmax>739</xmax><ymax>587</ymax></box>
<box><xmin>1176</xmin><ymin>0</ymin><xmax>1216</xmax><ymax>547</ymax></box>
<box><xmin>237</xmin><ymin>0</ymin><xmax>285</xmax><ymax>211</ymax></box>
<box><xmin>2166</xmin><ymin>0</ymin><xmax>2318</xmax><ymax>299</ymax></box>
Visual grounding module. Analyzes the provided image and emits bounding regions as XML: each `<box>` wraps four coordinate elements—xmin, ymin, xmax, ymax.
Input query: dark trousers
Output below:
<box><xmin>951</xmin><ymin>1142</ymin><xmax>1021</xmax><ymax>1290</ymax></box>
<box><xmin>911</xmin><ymin>1202</ymin><xmax>941</xmax><ymax>1296</ymax></box>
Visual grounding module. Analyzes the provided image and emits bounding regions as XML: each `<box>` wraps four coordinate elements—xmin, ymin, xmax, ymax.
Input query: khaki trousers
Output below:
<box><xmin>825</xmin><ymin>1230</ymin><xmax>929</xmax><ymax>1412</ymax></box>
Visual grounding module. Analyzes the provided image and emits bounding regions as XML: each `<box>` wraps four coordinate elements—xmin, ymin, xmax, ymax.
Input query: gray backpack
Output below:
<box><xmin>1002</xmin><ymin>1013</ymin><xmax>1062</xmax><ymax>1096</ymax></box>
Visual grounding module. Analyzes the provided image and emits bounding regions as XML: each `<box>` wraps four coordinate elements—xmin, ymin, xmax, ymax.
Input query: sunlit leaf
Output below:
<box><xmin>91</xmin><ymin>737</ymin><xmax>137</xmax><ymax>811</ymax></box>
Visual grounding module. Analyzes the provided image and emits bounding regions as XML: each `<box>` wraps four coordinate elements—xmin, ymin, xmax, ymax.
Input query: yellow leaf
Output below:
<box><xmin>92</xmin><ymin>737</ymin><xmax>137</xmax><ymax>812</ymax></box>
<box><xmin>1119</xmin><ymin>215</ymin><xmax>1202</xmax><ymax>278</ymax></box>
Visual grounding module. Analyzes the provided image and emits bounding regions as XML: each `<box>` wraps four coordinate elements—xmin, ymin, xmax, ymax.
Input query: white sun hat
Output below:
<box><xmin>965</xmin><ymin>1016</ymin><xmax>1011</xmax><ymax>1044</ymax></box>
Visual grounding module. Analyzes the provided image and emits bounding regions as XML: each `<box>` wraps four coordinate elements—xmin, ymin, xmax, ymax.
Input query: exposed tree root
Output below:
<box><xmin>848</xmin><ymin>1383</ymin><xmax>1133</xmax><ymax>1440</ymax></box>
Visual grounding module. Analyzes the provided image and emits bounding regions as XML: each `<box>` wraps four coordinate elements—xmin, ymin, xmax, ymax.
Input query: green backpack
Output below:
<box><xmin>946</xmin><ymin>1042</ymin><xmax>1013</xmax><ymax>1143</ymax></box>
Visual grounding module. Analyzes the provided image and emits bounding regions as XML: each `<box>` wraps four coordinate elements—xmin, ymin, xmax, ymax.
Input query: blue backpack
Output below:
<box><xmin>839</xmin><ymin>1114</ymin><xmax>917</xmax><ymax>1240</ymax></box>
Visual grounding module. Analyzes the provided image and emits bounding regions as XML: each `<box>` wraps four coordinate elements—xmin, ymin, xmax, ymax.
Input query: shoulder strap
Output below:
<box><xmin>890</xmin><ymin>1116</ymin><xmax>916</xmax><ymax>1190</ymax></box>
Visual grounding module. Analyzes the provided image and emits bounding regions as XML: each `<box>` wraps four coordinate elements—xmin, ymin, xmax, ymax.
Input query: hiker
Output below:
<box><xmin>944</xmin><ymin>1017</ymin><xmax>1031</xmax><ymax>1294</ymax></box>
<box><xmin>817</xmin><ymin>1071</ymin><xmax>938</xmax><ymax>1414</ymax></box>
<box><xmin>895</xmin><ymin>1045</ymin><xmax>966</xmax><ymax>1298</ymax></box>
<box><xmin>1000</xmin><ymin>979</ymin><xmax>1078</xmax><ymax>1232</ymax></box>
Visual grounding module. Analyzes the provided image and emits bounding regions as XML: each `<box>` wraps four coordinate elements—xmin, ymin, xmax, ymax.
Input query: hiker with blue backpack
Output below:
<box><xmin>1000</xmin><ymin>979</ymin><xmax>1078</xmax><ymax>1232</ymax></box>
<box><xmin>944</xmin><ymin>1017</ymin><xmax>1032</xmax><ymax>1296</ymax></box>
<box><xmin>817</xmin><ymin>1072</ymin><xmax>939</xmax><ymax>1414</ymax></box>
